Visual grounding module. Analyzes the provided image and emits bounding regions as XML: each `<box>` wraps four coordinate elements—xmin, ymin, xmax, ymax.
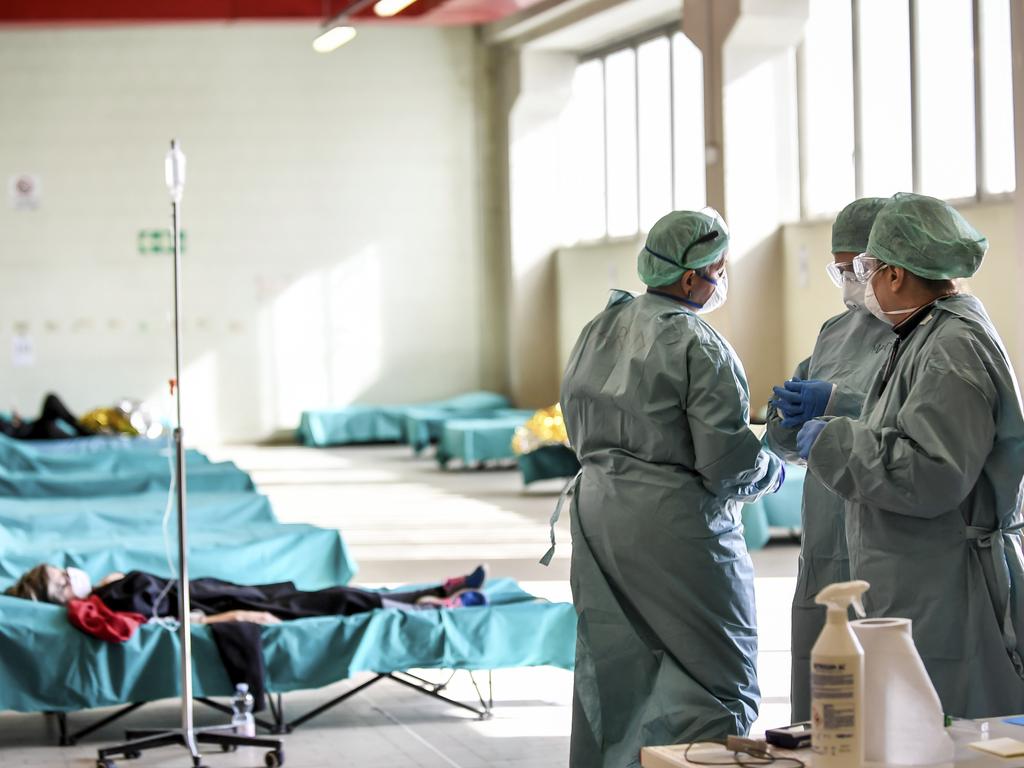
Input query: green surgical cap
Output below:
<box><xmin>832</xmin><ymin>197</ymin><xmax>886</xmax><ymax>254</ymax></box>
<box><xmin>867</xmin><ymin>192</ymin><xmax>988</xmax><ymax>279</ymax></box>
<box><xmin>638</xmin><ymin>210</ymin><xmax>730</xmax><ymax>287</ymax></box>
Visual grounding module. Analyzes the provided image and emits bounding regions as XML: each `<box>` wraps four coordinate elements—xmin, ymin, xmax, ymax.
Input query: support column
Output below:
<box><xmin>500</xmin><ymin>49</ymin><xmax>577</xmax><ymax>407</ymax></box>
<box><xmin>683</xmin><ymin>0</ymin><xmax>808</xmax><ymax>410</ymax></box>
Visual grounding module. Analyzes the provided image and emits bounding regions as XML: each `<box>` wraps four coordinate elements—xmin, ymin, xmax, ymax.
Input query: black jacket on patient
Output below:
<box><xmin>95</xmin><ymin>571</ymin><xmax>384</xmax><ymax>620</ymax></box>
<box><xmin>94</xmin><ymin>571</ymin><xmax>388</xmax><ymax>711</ymax></box>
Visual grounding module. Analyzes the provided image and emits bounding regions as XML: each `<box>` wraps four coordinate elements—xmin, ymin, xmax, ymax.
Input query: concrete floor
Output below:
<box><xmin>0</xmin><ymin>443</ymin><xmax>799</xmax><ymax>767</ymax></box>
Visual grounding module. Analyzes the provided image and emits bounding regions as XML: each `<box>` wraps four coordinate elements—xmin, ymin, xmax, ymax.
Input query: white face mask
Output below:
<box><xmin>65</xmin><ymin>566</ymin><xmax>92</xmax><ymax>600</ymax></box>
<box><xmin>842</xmin><ymin>280</ymin><xmax>866</xmax><ymax>311</ymax></box>
<box><xmin>863</xmin><ymin>269</ymin><xmax>921</xmax><ymax>326</ymax></box>
<box><xmin>692</xmin><ymin>270</ymin><xmax>729</xmax><ymax>314</ymax></box>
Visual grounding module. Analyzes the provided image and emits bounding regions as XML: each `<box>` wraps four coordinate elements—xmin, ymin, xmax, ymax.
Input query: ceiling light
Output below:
<box><xmin>373</xmin><ymin>0</ymin><xmax>420</xmax><ymax>18</ymax></box>
<box><xmin>312</xmin><ymin>25</ymin><xmax>357</xmax><ymax>53</ymax></box>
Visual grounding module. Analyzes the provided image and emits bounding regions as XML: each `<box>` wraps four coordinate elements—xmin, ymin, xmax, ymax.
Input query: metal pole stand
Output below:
<box><xmin>96</xmin><ymin>140</ymin><xmax>284</xmax><ymax>768</ymax></box>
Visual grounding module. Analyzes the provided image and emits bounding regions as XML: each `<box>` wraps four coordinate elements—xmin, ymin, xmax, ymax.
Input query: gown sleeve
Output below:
<box><xmin>683</xmin><ymin>328</ymin><xmax>783</xmax><ymax>503</ymax></box>
<box><xmin>808</xmin><ymin>341</ymin><xmax>996</xmax><ymax>517</ymax></box>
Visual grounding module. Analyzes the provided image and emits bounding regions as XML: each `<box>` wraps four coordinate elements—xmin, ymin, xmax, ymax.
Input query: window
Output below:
<box><xmin>802</xmin><ymin>0</ymin><xmax>855</xmax><ymax>215</ymax></box>
<box><xmin>564</xmin><ymin>59</ymin><xmax>606</xmax><ymax>241</ymax></box>
<box><xmin>980</xmin><ymin>0</ymin><xmax>1015</xmax><ymax>194</ymax></box>
<box><xmin>672</xmin><ymin>32</ymin><xmax>706</xmax><ymax>211</ymax></box>
<box><xmin>857</xmin><ymin>0</ymin><xmax>913</xmax><ymax>199</ymax></box>
<box><xmin>605</xmin><ymin>48</ymin><xmax>639</xmax><ymax>237</ymax></box>
<box><xmin>798</xmin><ymin>0</ymin><xmax>1013</xmax><ymax>218</ymax></box>
<box><xmin>637</xmin><ymin>37</ymin><xmax>673</xmax><ymax>232</ymax></box>
<box><xmin>562</xmin><ymin>25</ymin><xmax>706</xmax><ymax>244</ymax></box>
<box><xmin>916</xmin><ymin>0</ymin><xmax>976</xmax><ymax>199</ymax></box>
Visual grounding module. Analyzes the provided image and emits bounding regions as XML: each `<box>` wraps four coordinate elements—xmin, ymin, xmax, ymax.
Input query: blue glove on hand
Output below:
<box><xmin>797</xmin><ymin>419</ymin><xmax>827</xmax><ymax>460</ymax></box>
<box><xmin>771</xmin><ymin>378</ymin><xmax>834</xmax><ymax>429</ymax></box>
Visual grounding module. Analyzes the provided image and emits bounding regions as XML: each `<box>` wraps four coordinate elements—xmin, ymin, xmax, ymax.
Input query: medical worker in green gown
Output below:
<box><xmin>559</xmin><ymin>210</ymin><xmax>784</xmax><ymax>767</ymax></box>
<box><xmin>764</xmin><ymin>198</ymin><xmax>892</xmax><ymax>722</ymax></box>
<box><xmin>798</xmin><ymin>193</ymin><xmax>1024</xmax><ymax>717</ymax></box>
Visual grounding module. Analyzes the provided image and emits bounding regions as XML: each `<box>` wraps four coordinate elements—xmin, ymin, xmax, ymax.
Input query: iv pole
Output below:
<box><xmin>96</xmin><ymin>141</ymin><xmax>284</xmax><ymax>768</ymax></box>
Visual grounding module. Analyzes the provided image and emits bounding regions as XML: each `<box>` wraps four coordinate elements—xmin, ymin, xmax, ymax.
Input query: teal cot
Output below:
<box><xmin>0</xmin><ymin>446</ymin><xmax>577</xmax><ymax>741</ymax></box>
<box><xmin>0</xmin><ymin>491</ymin><xmax>278</xmax><ymax>534</ymax></box>
<box><xmin>517</xmin><ymin>445</ymin><xmax>581</xmax><ymax>485</ymax></box>
<box><xmin>0</xmin><ymin>433</ymin><xmax>210</xmax><ymax>473</ymax></box>
<box><xmin>0</xmin><ymin>579</ymin><xmax>576</xmax><ymax>724</ymax></box>
<box><xmin>436</xmin><ymin>411</ymin><xmax>535</xmax><ymax>468</ymax></box>
<box><xmin>0</xmin><ymin>460</ymin><xmax>254</xmax><ymax>497</ymax></box>
<box><xmin>297</xmin><ymin>391</ymin><xmax>512</xmax><ymax>447</ymax></box>
<box><xmin>741</xmin><ymin>464</ymin><xmax>806</xmax><ymax>550</ymax></box>
<box><xmin>0</xmin><ymin>521</ymin><xmax>358</xmax><ymax>589</ymax></box>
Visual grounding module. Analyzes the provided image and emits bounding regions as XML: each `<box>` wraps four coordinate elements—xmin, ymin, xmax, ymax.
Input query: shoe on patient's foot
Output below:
<box><xmin>417</xmin><ymin>590</ymin><xmax>488</xmax><ymax>609</ymax></box>
<box><xmin>442</xmin><ymin>564</ymin><xmax>488</xmax><ymax>596</ymax></box>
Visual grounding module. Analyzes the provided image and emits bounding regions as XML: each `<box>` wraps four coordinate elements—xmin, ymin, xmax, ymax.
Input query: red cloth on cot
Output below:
<box><xmin>67</xmin><ymin>595</ymin><xmax>148</xmax><ymax>643</ymax></box>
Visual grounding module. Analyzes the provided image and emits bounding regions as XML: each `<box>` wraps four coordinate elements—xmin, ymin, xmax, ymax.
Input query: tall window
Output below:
<box><xmin>605</xmin><ymin>49</ymin><xmax>640</xmax><ymax>237</ymax></box>
<box><xmin>916</xmin><ymin>0</ymin><xmax>976</xmax><ymax>199</ymax></box>
<box><xmin>799</xmin><ymin>0</ymin><xmax>1014</xmax><ymax>217</ymax></box>
<box><xmin>562</xmin><ymin>25</ymin><xmax>706</xmax><ymax>244</ymax></box>
<box><xmin>979</xmin><ymin>0</ymin><xmax>1015</xmax><ymax>194</ymax></box>
<box><xmin>673</xmin><ymin>32</ymin><xmax>707</xmax><ymax>212</ymax></box>
<box><xmin>637</xmin><ymin>37</ymin><xmax>673</xmax><ymax>232</ymax></box>
<box><xmin>802</xmin><ymin>0</ymin><xmax>855</xmax><ymax>216</ymax></box>
<box><xmin>857</xmin><ymin>0</ymin><xmax>913</xmax><ymax>199</ymax></box>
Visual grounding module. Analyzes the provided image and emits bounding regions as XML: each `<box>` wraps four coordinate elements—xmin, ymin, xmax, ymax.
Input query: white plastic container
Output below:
<box><xmin>811</xmin><ymin>580</ymin><xmax>868</xmax><ymax>768</ymax></box>
<box><xmin>851</xmin><ymin>618</ymin><xmax>953</xmax><ymax>764</ymax></box>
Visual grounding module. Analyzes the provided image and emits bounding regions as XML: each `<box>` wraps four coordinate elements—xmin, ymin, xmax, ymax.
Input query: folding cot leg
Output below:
<box><xmin>52</xmin><ymin>702</ymin><xmax>148</xmax><ymax>746</ymax></box>
<box><xmin>267</xmin><ymin>692</ymin><xmax>290</xmax><ymax>734</ymax></box>
<box><xmin>386</xmin><ymin>671</ymin><xmax>493</xmax><ymax>720</ymax></box>
<box><xmin>286</xmin><ymin>674</ymin><xmax>388</xmax><ymax>731</ymax></box>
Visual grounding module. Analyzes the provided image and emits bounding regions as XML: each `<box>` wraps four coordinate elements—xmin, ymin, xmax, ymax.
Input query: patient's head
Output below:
<box><xmin>3</xmin><ymin>564</ymin><xmax>75</xmax><ymax>605</ymax></box>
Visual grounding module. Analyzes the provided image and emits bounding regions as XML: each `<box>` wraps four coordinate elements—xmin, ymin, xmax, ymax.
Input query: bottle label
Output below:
<box><xmin>811</xmin><ymin>659</ymin><xmax>858</xmax><ymax>757</ymax></box>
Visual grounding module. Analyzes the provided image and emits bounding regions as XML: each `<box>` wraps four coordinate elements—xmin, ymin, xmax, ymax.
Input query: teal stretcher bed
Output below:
<box><xmin>0</xmin><ymin>461</ymin><xmax>254</xmax><ymax>497</ymax></box>
<box><xmin>297</xmin><ymin>392</ymin><xmax>512</xmax><ymax>447</ymax></box>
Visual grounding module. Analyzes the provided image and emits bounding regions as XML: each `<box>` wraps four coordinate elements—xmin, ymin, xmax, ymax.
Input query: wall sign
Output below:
<box><xmin>137</xmin><ymin>229</ymin><xmax>188</xmax><ymax>255</ymax></box>
<box><xmin>8</xmin><ymin>174</ymin><xmax>41</xmax><ymax>210</ymax></box>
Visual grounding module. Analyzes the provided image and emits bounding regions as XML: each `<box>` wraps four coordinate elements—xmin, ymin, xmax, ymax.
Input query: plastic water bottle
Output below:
<box><xmin>230</xmin><ymin>683</ymin><xmax>256</xmax><ymax>737</ymax></box>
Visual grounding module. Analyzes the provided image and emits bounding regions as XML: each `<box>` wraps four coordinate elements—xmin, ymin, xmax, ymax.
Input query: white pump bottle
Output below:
<box><xmin>811</xmin><ymin>580</ymin><xmax>869</xmax><ymax>768</ymax></box>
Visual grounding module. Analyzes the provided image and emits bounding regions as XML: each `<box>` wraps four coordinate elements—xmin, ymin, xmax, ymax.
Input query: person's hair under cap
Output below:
<box><xmin>832</xmin><ymin>197</ymin><xmax>886</xmax><ymax>254</ymax></box>
<box><xmin>867</xmin><ymin>192</ymin><xmax>988</xmax><ymax>279</ymax></box>
<box><xmin>638</xmin><ymin>210</ymin><xmax>730</xmax><ymax>287</ymax></box>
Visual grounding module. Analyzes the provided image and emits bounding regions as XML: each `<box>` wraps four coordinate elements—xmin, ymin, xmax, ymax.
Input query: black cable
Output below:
<box><xmin>682</xmin><ymin>741</ymin><xmax>806</xmax><ymax>768</ymax></box>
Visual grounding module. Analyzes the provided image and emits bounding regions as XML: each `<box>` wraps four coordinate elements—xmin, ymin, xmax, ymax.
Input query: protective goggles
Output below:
<box><xmin>852</xmin><ymin>253</ymin><xmax>885</xmax><ymax>283</ymax></box>
<box><xmin>825</xmin><ymin>261</ymin><xmax>856</xmax><ymax>287</ymax></box>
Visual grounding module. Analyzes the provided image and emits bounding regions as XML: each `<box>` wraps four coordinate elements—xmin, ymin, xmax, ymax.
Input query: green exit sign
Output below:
<box><xmin>137</xmin><ymin>229</ymin><xmax>187</xmax><ymax>255</ymax></box>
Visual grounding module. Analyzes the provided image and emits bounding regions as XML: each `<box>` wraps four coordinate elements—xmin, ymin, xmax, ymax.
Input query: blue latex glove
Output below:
<box><xmin>797</xmin><ymin>419</ymin><xmax>827</xmax><ymax>460</ymax></box>
<box><xmin>771</xmin><ymin>378</ymin><xmax>834</xmax><ymax>429</ymax></box>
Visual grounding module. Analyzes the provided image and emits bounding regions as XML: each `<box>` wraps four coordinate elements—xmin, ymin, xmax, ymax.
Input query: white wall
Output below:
<box><xmin>0</xmin><ymin>23</ymin><xmax>497</xmax><ymax>443</ymax></box>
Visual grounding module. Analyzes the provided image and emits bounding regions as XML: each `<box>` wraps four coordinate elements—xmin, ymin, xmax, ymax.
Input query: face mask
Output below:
<box><xmin>842</xmin><ymin>279</ymin><xmax>866</xmax><ymax>311</ymax></box>
<box><xmin>65</xmin><ymin>566</ymin><xmax>92</xmax><ymax>600</ymax></box>
<box><xmin>863</xmin><ymin>269</ymin><xmax>921</xmax><ymax>326</ymax></box>
<box><xmin>683</xmin><ymin>270</ymin><xmax>728</xmax><ymax>314</ymax></box>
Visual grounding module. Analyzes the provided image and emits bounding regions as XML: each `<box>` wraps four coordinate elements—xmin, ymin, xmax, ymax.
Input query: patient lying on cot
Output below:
<box><xmin>4</xmin><ymin>563</ymin><xmax>490</xmax><ymax>623</ymax></box>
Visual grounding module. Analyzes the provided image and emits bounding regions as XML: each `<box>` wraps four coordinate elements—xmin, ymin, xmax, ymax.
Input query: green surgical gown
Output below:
<box><xmin>807</xmin><ymin>294</ymin><xmax>1024</xmax><ymax>717</ymax></box>
<box><xmin>561</xmin><ymin>291</ymin><xmax>783</xmax><ymax>767</ymax></box>
<box><xmin>764</xmin><ymin>307</ymin><xmax>892</xmax><ymax>721</ymax></box>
